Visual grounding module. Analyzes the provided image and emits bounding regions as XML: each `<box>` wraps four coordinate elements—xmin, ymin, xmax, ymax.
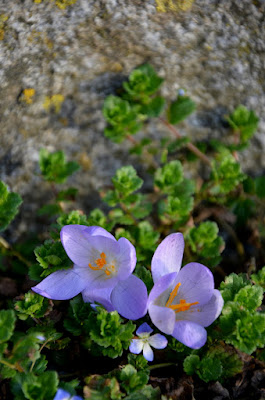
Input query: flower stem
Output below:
<box><xmin>149</xmin><ymin>362</ymin><xmax>177</xmax><ymax>371</ymax></box>
<box><xmin>159</xmin><ymin>117</ymin><xmax>211</xmax><ymax>166</ymax></box>
<box><xmin>0</xmin><ymin>236</ymin><xmax>32</xmax><ymax>268</ymax></box>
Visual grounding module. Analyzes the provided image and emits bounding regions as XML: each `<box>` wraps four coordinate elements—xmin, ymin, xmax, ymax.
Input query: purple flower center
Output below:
<box><xmin>88</xmin><ymin>251</ymin><xmax>116</xmax><ymax>277</ymax></box>
<box><xmin>165</xmin><ymin>282</ymin><xmax>199</xmax><ymax>314</ymax></box>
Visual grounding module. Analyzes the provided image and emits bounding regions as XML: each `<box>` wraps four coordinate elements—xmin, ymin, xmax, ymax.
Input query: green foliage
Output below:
<box><xmin>210</xmin><ymin>153</ymin><xmax>246</xmax><ymax>195</ymax></box>
<box><xmin>15</xmin><ymin>292</ymin><xmax>51</xmax><ymax>320</ymax></box>
<box><xmin>103</xmin><ymin>96</ymin><xmax>142</xmax><ymax>142</ymax></box>
<box><xmin>227</xmin><ymin>105</ymin><xmax>259</xmax><ymax>143</ymax></box>
<box><xmin>185</xmin><ymin>221</ymin><xmax>225</xmax><ymax>267</ymax></box>
<box><xmin>255</xmin><ymin>176</ymin><xmax>265</xmax><ymax>199</ymax></box>
<box><xmin>123</xmin><ymin>64</ymin><xmax>163</xmax><ymax>100</ymax></box>
<box><xmin>134</xmin><ymin>265</ymin><xmax>153</xmax><ymax>293</ymax></box>
<box><xmin>154</xmin><ymin>160</ymin><xmax>183</xmax><ymax>193</ymax></box>
<box><xmin>112</xmin><ymin>166</ymin><xmax>143</xmax><ymax>197</ymax></box>
<box><xmin>251</xmin><ymin>266</ymin><xmax>265</xmax><ymax>290</ymax></box>
<box><xmin>119</xmin><ymin>364</ymin><xmax>149</xmax><ymax>394</ymax></box>
<box><xmin>220</xmin><ymin>273</ymin><xmax>265</xmax><ymax>354</ymax></box>
<box><xmin>0</xmin><ymin>181</ymin><xmax>22</xmax><ymax>231</ymax></box>
<box><xmin>11</xmin><ymin>371</ymin><xmax>58</xmax><ymax>400</ymax></box>
<box><xmin>168</xmin><ymin>95</ymin><xmax>196</xmax><ymax>125</ymax></box>
<box><xmin>0</xmin><ymin>309</ymin><xmax>16</xmax><ymax>343</ymax></box>
<box><xmin>39</xmin><ymin>149</ymin><xmax>80</xmax><ymax>184</ymax></box>
<box><xmin>34</xmin><ymin>239</ymin><xmax>72</xmax><ymax>278</ymax></box>
<box><xmin>85</xmin><ymin>308</ymin><xmax>135</xmax><ymax>358</ymax></box>
<box><xmin>184</xmin><ymin>346</ymin><xmax>243</xmax><ymax>383</ymax></box>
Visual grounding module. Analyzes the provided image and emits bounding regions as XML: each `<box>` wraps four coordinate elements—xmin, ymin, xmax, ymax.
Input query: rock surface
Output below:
<box><xmin>0</xmin><ymin>0</ymin><xmax>264</xmax><ymax>237</ymax></box>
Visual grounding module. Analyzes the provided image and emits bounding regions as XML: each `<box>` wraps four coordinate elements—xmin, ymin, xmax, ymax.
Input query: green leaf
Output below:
<box><xmin>134</xmin><ymin>265</ymin><xmax>153</xmax><ymax>293</ymax></box>
<box><xmin>0</xmin><ymin>310</ymin><xmax>16</xmax><ymax>343</ymax></box>
<box><xmin>251</xmin><ymin>266</ymin><xmax>265</xmax><ymax>290</ymax></box>
<box><xmin>220</xmin><ymin>273</ymin><xmax>249</xmax><ymax>302</ymax></box>
<box><xmin>57</xmin><ymin>210</ymin><xmax>89</xmax><ymax>229</ymax></box>
<box><xmin>0</xmin><ymin>181</ymin><xmax>22</xmax><ymax>231</ymax></box>
<box><xmin>15</xmin><ymin>292</ymin><xmax>51</xmax><ymax>320</ymax></box>
<box><xmin>34</xmin><ymin>240</ymin><xmax>72</xmax><ymax>278</ymax></box>
<box><xmin>234</xmin><ymin>284</ymin><xmax>263</xmax><ymax>311</ymax></box>
<box><xmin>112</xmin><ymin>166</ymin><xmax>143</xmax><ymax>197</ymax></box>
<box><xmin>21</xmin><ymin>371</ymin><xmax>58</xmax><ymax>400</ymax></box>
<box><xmin>197</xmin><ymin>357</ymin><xmax>223</xmax><ymax>383</ymax></box>
<box><xmin>183</xmin><ymin>354</ymin><xmax>200</xmax><ymax>375</ymax></box>
<box><xmin>123</xmin><ymin>64</ymin><xmax>164</xmax><ymax>99</ymax></box>
<box><xmin>143</xmin><ymin>96</ymin><xmax>165</xmax><ymax>117</ymax></box>
<box><xmin>154</xmin><ymin>160</ymin><xmax>183</xmax><ymax>193</ymax></box>
<box><xmin>255</xmin><ymin>176</ymin><xmax>265</xmax><ymax>198</ymax></box>
<box><xmin>185</xmin><ymin>221</ymin><xmax>224</xmax><ymax>268</ymax></box>
<box><xmin>39</xmin><ymin>149</ymin><xmax>80</xmax><ymax>184</ymax></box>
<box><xmin>120</xmin><ymin>365</ymin><xmax>149</xmax><ymax>394</ymax></box>
<box><xmin>226</xmin><ymin>105</ymin><xmax>259</xmax><ymax>142</ymax></box>
<box><xmin>168</xmin><ymin>95</ymin><xmax>196</xmax><ymax>124</ymax></box>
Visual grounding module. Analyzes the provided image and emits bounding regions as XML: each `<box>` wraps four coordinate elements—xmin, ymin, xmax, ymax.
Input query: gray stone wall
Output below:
<box><xmin>0</xmin><ymin>0</ymin><xmax>264</xmax><ymax>237</ymax></box>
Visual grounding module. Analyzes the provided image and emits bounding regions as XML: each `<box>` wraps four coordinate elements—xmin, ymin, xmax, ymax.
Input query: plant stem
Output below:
<box><xmin>159</xmin><ymin>117</ymin><xmax>211</xmax><ymax>166</ymax></box>
<box><xmin>0</xmin><ymin>236</ymin><xmax>32</xmax><ymax>268</ymax></box>
<box><xmin>0</xmin><ymin>359</ymin><xmax>24</xmax><ymax>373</ymax></box>
<box><xmin>126</xmin><ymin>135</ymin><xmax>159</xmax><ymax>169</ymax></box>
<box><xmin>149</xmin><ymin>362</ymin><xmax>177</xmax><ymax>371</ymax></box>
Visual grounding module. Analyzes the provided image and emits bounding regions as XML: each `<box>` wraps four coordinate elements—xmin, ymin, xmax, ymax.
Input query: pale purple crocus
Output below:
<box><xmin>53</xmin><ymin>389</ymin><xmax>83</xmax><ymax>400</ymax></box>
<box><xmin>32</xmin><ymin>225</ymin><xmax>148</xmax><ymax>320</ymax></box>
<box><xmin>129</xmin><ymin>322</ymin><xmax>167</xmax><ymax>362</ymax></box>
<box><xmin>147</xmin><ymin>233</ymin><xmax>224</xmax><ymax>349</ymax></box>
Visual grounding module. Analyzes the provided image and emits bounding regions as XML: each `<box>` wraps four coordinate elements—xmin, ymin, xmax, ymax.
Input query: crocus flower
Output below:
<box><xmin>53</xmin><ymin>389</ymin><xmax>83</xmax><ymax>400</ymax></box>
<box><xmin>147</xmin><ymin>233</ymin><xmax>224</xmax><ymax>349</ymax></box>
<box><xmin>32</xmin><ymin>225</ymin><xmax>148</xmax><ymax>320</ymax></box>
<box><xmin>129</xmin><ymin>322</ymin><xmax>167</xmax><ymax>362</ymax></box>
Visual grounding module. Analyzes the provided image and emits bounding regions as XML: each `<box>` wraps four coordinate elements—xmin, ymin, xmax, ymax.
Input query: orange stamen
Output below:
<box><xmin>168</xmin><ymin>299</ymin><xmax>199</xmax><ymax>313</ymax></box>
<box><xmin>89</xmin><ymin>252</ymin><xmax>107</xmax><ymax>270</ymax></box>
<box><xmin>165</xmin><ymin>282</ymin><xmax>181</xmax><ymax>307</ymax></box>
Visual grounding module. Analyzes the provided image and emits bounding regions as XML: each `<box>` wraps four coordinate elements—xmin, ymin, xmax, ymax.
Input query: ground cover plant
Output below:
<box><xmin>0</xmin><ymin>64</ymin><xmax>265</xmax><ymax>399</ymax></box>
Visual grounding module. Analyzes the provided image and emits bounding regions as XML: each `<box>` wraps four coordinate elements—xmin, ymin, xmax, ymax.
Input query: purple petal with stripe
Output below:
<box><xmin>82</xmin><ymin>286</ymin><xmax>115</xmax><ymax>312</ymax></box>
<box><xmin>151</xmin><ymin>233</ymin><xmax>184</xmax><ymax>284</ymax></box>
<box><xmin>136</xmin><ymin>322</ymin><xmax>153</xmax><ymax>337</ymax></box>
<box><xmin>115</xmin><ymin>237</ymin><xmax>137</xmax><ymax>280</ymax></box>
<box><xmin>129</xmin><ymin>339</ymin><xmax>144</xmax><ymax>354</ymax></box>
<box><xmin>172</xmin><ymin>320</ymin><xmax>207</xmax><ymax>349</ymax></box>
<box><xmin>173</xmin><ymin>263</ymin><xmax>214</xmax><ymax>307</ymax></box>
<box><xmin>148</xmin><ymin>304</ymin><xmax>175</xmax><ymax>335</ymax></box>
<box><xmin>148</xmin><ymin>272</ymin><xmax>177</xmax><ymax>306</ymax></box>
<box><xmin>148</xmin><ymin>334</ymin><xmax>168</xmax><ymax>349</ymax></box>
<box><xmin>31</xmin><ymin>268</ymin><xmax>86</xmax><ymax>300</ymax></box>
<box><xmin>111</xmin><ymin>275</ymin><xmax>148</xmax><ymax>320</ymax></box>
<box><xmin>178</xmin><ymin>289</ymin><xmax>224</xmax><ymax>327</ymax></box>
<box><xmin>143</xmin><ymin>343</ymin><xmax>154</xmax><ymax>362</ymax></box>
<box><xmin>84</xmin><ymin>225</ymin><xmax>116</xmax><ymax>241</ymax></box>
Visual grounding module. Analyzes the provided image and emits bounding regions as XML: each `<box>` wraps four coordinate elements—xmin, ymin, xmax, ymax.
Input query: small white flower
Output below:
<box><xmin>129</xmin><ymin>322</ymin><xmax>167</xmax><ymax>362</ymax></box>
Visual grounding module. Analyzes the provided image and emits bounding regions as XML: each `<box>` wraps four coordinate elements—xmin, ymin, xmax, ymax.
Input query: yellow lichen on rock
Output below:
<box><xmin>33</xmin><ymin>0</ymin><xmax>77</xmax><ymax>9</ymax></box>
<box><xmin>0</xmin><ymin>14</ymin><xmax>8</xmax><ymax>41</ymax></box>
<box><xmin>43</xmin><ymin>94</ymin><xmax>65</xmax><ymax>113</ymax></box>
<box><xmin>155</xmin><ymin>0</ymin><xmax>194</xmax><ymax>12</ymax></box>
<box><xmin>21</xmin><ymin>89</ymin><xmax>36</xmax><ymax>104</ymax></box>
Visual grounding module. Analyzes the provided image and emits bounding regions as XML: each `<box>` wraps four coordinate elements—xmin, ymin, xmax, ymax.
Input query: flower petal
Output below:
<box><xmin>143</xmin><ymin>343</ymin><xmax>154</xmax><ymax>362</ymax></box>
<box><xmin>136</xmin><ymin>322</ymin><xmax>153</xmax><ymax>337</ymax></box>
<box><xmin>111</xmin><ymin>275</ymin><xmax>148</xmax><ymax>320</ymax></box>
<box><xmin>173</xmin><ymin>263</ymin><xmax>214</xmax><ymax>307</ymax></box>
<box><xmin>148</xmin><ymin>334</ymin><xmax>168</xmax><ymax>350</ymax></box>
<box><xmin>148</xmin><ymin>272</ymin><xmax>178</xmax><ymax>306</ymax></box>
<box><xmin>84</xmin><ymin>226</ymin><xmax>116</xmax><ymax>241</ymax></box>
<box><xmin>180</xmin><ymin>289</ymin><xmax>224</xmax><ymax>327</ymax></box>
<box><xmin>129</xmin><ymin>339</ymin><xmax>144</xmax><ymax>354</ymax></box>
<box><xmin>115</xmin><ymin>237</ymin><xmax>137</xmax><ymax>280</ymax></box>
<box><xmin>148</xmin><ymin>304</ymin><xmax>175</xmax><ymax>335</ymax></box>
<box><xmin>53</xmin><ymin>388</ymin><xmax>71</xmax><ymax>400</ymax></box>
<box><xmin>82</xmin><ymin>286</ymin><xmax>115</xmax><ymax>312</ymax></box>
<box><xmin>151</xmin><ymin>233</ymin><xmax>184</xmax><ymax>284</ymax></box>
<box><xmin>31</xmin><ymin>269</ymin><xmax>86</xmax><ymax>300</ymax></box>
<box><xmin>60</xmin><ymin>225</ymin><xmax>96</xmax><ymax>267</ymax></box>
<box><xmin>172</xmin><ymin>320</ymin><xmax>207</xmax><ymax>349</ymax></box>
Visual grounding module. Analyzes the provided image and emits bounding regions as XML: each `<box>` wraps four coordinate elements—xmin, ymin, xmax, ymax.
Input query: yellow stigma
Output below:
<box><xmin>165</xmin><ymin>282</ymin><xmax>199</xmax><ymax>313</ymax></box>
<box><xmin>88</xmin><ymin>252</ymin><xmax>116</xmax><ymax>276</ymax></box>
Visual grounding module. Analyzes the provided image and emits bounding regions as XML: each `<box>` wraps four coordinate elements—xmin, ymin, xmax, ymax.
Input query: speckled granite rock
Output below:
<box><xmin>0</xmin><ymin>0</ymin><xmax>264</xmax><ymax>237</ymax></box>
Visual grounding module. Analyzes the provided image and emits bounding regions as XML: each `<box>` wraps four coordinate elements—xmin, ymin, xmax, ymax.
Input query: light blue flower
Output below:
<box><xmin>53</xmin><ymin>388</ymin><xmax>83</xmax><ymax>400</ymax></box>
<box><xmin>129</xmin><ymin>322</ymin><xmax>167</xmax><ymax>362</ymax></box>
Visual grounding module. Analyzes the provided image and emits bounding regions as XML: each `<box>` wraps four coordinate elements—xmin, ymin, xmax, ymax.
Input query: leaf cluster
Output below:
<box><xmin>183</xmin><ymin>345</ymin><xmax>242</xmax><ymax>383</ymax></box>
<box><xmin>219</xmin><ymin>273</ymin><xmax>265</xmax><ymax>354</ymax></box>
<box><xmin>185</xmin><ymin>221</ymin><xmax>224</xmax><ymax>268</ymax></box>
<box><xmin>226</xmin><ymin>105</ymin><xmax>259</xmax><ymax>143</ymax></box>
<box><xmin>39</xmin><ymin>148</ymin><xmax>80</xmax><ymax>184</ymax></box>
<box><xmin>0</xmin><ymin>181</ymin><xmax>22</xmax><ymax>231</ymax></box>
<box><xmin>15</xmin><ymin>292</ymin><xmax>51</xmax><ymax>321</ymax></box>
